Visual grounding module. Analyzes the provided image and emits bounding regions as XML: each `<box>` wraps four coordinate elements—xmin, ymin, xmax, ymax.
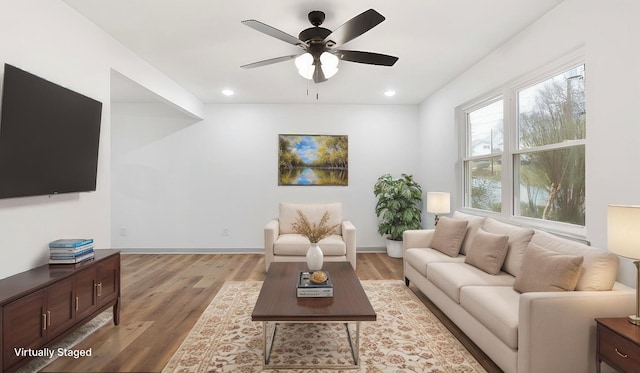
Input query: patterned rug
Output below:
<box><xmin>163</xmin><ymin>280</ymin><xmax>486</xmax><ymax>372</ymax></box>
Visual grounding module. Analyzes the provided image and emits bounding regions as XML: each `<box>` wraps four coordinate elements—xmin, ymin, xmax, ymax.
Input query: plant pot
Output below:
<box><xmin>386</xmin><ymin>239</ymin><xmax>403</xmax><ymax>258</ymax></box>
<box><xmin>306</xmin><ymin>243</ymin><xmax>324</xmax><ymax>270</ymax></box>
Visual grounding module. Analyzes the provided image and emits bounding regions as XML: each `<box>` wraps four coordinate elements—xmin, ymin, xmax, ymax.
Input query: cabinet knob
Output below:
<box><xmin>42</xmin><ymin>313</ymin><xmax>47</xmax><ymax>330</ymax></box>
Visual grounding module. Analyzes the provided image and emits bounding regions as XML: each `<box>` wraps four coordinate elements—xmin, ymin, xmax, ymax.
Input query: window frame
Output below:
<box><xmin>462</xmin><ymin>95</ymin><xmax>505</xmax><ymax>213</ymax></box>
<box><xmin>457</xmin><ymin>51</ymin><xmax>586</xmax><ymax>239</ymax></box>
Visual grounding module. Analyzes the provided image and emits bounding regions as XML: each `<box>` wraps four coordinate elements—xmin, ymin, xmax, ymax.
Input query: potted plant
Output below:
<box><xmin>373</xmin><ymin>173</ymin><xmax>423</xmax><ymax>258</ymax></box>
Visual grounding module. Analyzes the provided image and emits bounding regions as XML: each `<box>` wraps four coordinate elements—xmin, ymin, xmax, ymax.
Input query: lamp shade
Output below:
<box><xmin>319</xmin><ymin>52</ymin><xmax>339</xmax><ymax>78</ymax></box>
<box><xmin>427</xmin><ymin>192</ymin><xmax>451</xmax><ymax>214</ymax></box>
<box><xmin>607</xmin><ymin>205</ymin><xmax>640</xmax><ymax>260</ymax></box>
<box><xmin>294</xmin><ymin>53</ymin><xmax>314</xmax><ymax>80</ymax></box>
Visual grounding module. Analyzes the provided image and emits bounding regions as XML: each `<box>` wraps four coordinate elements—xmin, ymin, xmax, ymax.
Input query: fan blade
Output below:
<box><xmin>336</xmin><ymin>50</ymin><xmax>398</xmax><ymax>66</ymax></box>
<box><xmin>241</xmin><ymin>54</ymin><xmax>301</xmax><ymax>69</ymax></box>
<box><xmin>323</xmin><ymin>9</ymin><xmax>385</xmax><ymax>48</ymax></box>
<box><xmin>241</xmin><ymin>20</ymin><xmax>305</xmax><ymax>47</ymax></box>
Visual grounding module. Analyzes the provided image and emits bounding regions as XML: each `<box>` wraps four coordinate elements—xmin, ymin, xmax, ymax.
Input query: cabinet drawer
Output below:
<box><xmin>598</xmin><ymin>324</ymin><xmax>640</xmax><ymax>372</ymax></box>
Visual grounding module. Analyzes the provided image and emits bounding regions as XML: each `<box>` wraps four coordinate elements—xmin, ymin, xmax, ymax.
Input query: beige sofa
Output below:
<box><xmin>264</xmin><ymin>202</ymin><xmax>356</xmax><ymax>271</ymax></box>
<box><xmin>403</xmin><ymin>211</ymin><xmax>635</xmax><ymax>373</ymax></box>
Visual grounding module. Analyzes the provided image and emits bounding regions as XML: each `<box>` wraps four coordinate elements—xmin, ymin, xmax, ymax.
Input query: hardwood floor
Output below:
<box><xmin>42</xmin><ymin>253</ymin><xmax>502</xmax><ymax>372</ymax></box>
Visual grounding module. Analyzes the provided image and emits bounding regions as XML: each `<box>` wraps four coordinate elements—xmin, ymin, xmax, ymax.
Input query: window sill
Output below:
<box><xmin>457</xmin><ymin>208</ymin><xmax>588</xmax><ymax>245</ymax></box>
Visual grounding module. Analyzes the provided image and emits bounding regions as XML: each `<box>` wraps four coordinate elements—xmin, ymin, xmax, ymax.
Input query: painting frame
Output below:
<box><xmin>278</xmin><ymin>134</ymin><xmax>348</xmax><ymax>186</ymax></box>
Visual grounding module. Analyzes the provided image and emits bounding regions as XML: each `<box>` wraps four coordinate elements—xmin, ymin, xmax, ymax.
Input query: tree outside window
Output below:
<box><xmin>462</xmin><ymin>63</ymin><xmax>586</xmax><ymax>227</ymax></box>
<box><xmin>517</xmin><ymin>65</ymin><xmax>585</xmax><ymax>225</ymax></box>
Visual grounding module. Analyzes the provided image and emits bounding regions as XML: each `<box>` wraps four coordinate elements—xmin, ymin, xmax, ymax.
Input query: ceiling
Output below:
<box><xmin>63</xmin><ymin>0</ymin><xmax>564</xmax><ymax>105</ymax></box>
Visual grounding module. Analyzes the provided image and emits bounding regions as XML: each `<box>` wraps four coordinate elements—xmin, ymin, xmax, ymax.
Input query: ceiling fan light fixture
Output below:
<box><xmin>295</xmin><ymin>53</ymin><xmax>315</xmax><ymax>80</ymax></box>
<box><xmin>295</xmin><ymin>52</ymin><xmax>339</xmax><ymax>81</ymax></box>
<box><xmin>294</xmin><ymin>53</ymin><xmax>313</xmax><ymax>70</ymax></box>
<box><xmin>320</xmin><ymin>52</ymin><xmax>339</xmax><ymax>79</ymax></box>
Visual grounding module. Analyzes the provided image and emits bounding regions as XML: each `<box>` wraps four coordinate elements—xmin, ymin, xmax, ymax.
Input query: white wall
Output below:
<box><xmin>418</xmin><ymin>0</ymin><xmax>640</xmax><ymax>285</ymax></box>
<box><xmin>111</xmin><ymin>103</ymin><xmax>420</xmax><ymax>251</ymax></box>
<box><xmin>6</xmin><ymin>0</ymin><xmax>635</xmax><ymax>287</ymax></box>
<box><xmin>0</xmin><ymin>0</ymin><xmax>202</xmax><ymax>279</ymax></box>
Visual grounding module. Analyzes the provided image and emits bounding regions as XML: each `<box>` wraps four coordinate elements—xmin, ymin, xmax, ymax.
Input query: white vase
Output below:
<box><xmin>306</xmin><ymin>243</ymin><xmax>324</xmax><ymax>270</ymax></box>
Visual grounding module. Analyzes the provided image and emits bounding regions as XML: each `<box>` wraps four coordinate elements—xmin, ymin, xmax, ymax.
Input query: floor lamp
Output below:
<box><xmin>426</xmin><ymin>192</ymin><xmax>450</xmax><ymax>226</ymax></box>
<box><xmin>608</xmin><ymin>204</ymin><xmax>640</xmax><ymax>325</ymax></box>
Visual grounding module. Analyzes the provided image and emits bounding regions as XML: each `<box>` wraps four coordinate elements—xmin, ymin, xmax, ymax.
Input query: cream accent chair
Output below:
<box><xmin>264</xmin><ymin>202</ymin><xmax>356</xmax><ymax>271</ymax></box>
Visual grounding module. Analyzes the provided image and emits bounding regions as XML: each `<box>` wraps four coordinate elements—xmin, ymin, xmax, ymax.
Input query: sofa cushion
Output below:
<box><xmin>465</xmin><ymin>228</ymin><xmax>509</xmax><ymax>275</ymax></box>
<box><xmin>514</xmin><ymin>243</ymin><xmax>584</xmax><ymax>293</ymax></box>
<box><xmin>482</xmin><ymin>218</ymin><xmax>534</xmax><ymax>277</ymax></box>
<box><xmin>530</xmin><ymin>230</ymin><xmax>619</xmax><ymax>291</ymax></box>
<box><xmin>430</xmin><ymin>217</ymin><xmax>469</xmax><ymax>257</ymax></box>
<box><xmin>279</xmin><ymin>202</ymin><xmax>342</xmax><ymax>235</ymax></box>
<box><xmin>427</xmin><ymin>262</ymin><xmax>515</xmax><ymax>303</ymax></box>
<box><xmin>452</xmin><ymin>211</ymin><xmax>486</xmax><ymax>255</ymax></box>
<box><xmin>274</xmin><ymin>234</ymin><xmax>346</xmax><ymax>256</ymax></box>
<box><xmin>460</xmin><ymin>286</ymin><xmax>520</xmax><ymax>349</ymax></box>
<box><xmin>404</xmin><ymin>248</ymin><xmax>465</xmax><ymax>277</ymax></box>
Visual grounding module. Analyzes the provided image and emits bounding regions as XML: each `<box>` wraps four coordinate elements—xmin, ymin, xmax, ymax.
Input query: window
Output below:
<box><xmin>461</xmin><ymin>62</ymin><xmax>586</xmax><ymax>228</ymax></box>
<box><xmin>465</xmin><ymin>100</ymin><xmax>503</xmax><ymax>212</ymax></box>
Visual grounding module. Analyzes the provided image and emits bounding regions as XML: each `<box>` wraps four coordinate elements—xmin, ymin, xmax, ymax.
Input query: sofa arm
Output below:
<box><xmin>403</xmin><ymin>229</ymin><xmax>435</xmax><ymax>251</ymax></box>
<box><xmin>518</xmin><ymin>285</ymin><xmax>635</xmax><ymax>373</ymax></box>
<box><xmin>264</xmin><ymin>219</ymin><xmax>279</xmax><ymax>271</ymax></box>
<box><xmin>342</xmin><ymin>220</ymin><xmax>356</xmax><ymax>269</ymax></box>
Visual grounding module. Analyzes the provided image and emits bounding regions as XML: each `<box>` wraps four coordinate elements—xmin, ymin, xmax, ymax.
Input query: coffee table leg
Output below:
<box><xmin>344</xmin><ymin>322</ymin><xmax>361</xmax><ymax>366</ymax></box>
<box><xmin>264</xmin><ymin>321</ymin><xmax>278</xmax><ymax>365</ymax></box>
<box><xmin>355</xmin><ymin>322</ymin><xmax>360</xmax><ymax>365</ymax></box>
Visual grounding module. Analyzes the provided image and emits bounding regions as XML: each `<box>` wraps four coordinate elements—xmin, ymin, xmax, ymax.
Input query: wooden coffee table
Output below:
<box><xmin>252</xmin><ymin>261</ymin><xmax>376</xmax><ymax>369</ymax></box>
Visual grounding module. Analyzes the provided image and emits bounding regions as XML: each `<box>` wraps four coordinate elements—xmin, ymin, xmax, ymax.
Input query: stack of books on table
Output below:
<box><xmin>48</xmin><ymin>238</ymin><xmax>95</xmax><ymax>264</ymax></box>
<box><xmin>297</xmin><ymin>271</ymin><xmax>334</xmax><ymax>298</ymax></box>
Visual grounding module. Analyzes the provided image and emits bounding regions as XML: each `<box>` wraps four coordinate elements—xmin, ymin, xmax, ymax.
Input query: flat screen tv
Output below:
<box><xmin>0</xmin><ymin>64</ymin><xmax>102</xmax><ymax>199</ymax></box>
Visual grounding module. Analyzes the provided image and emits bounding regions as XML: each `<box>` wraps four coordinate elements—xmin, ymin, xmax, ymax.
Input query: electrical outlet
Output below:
<box><xmin>222</xmin><ymin>228</ymin><xmax>229</xmax><ymax>236</ymax></box>
<box><xmin>120</xmin><ymin>228</ymin><xmax>127</xmax><ymax>237</ymax></box>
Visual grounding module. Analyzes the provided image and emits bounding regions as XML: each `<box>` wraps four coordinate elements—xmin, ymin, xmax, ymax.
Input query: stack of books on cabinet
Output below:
<box><xmin>48</xmin><ymin>238</ymin><xmax>95</xmax><ymax>264</ymax></box>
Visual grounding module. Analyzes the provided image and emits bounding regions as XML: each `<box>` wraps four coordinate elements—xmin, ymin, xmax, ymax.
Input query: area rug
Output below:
<box><xmin>16</xmin><ymin>310</ymin><xmax>113</xmax><ymax>373</ymax></box>
<box><xmin>163</xmin><ymin>280</ymin><xmax>486</xmax><ymax>372</ymax></box>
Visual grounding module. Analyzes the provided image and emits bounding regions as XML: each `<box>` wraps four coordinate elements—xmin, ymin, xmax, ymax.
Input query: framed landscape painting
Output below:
<box><xmin>278</xmin><ymin>134</ymin><xmax>348</xmax><ymax>186</ymax></box>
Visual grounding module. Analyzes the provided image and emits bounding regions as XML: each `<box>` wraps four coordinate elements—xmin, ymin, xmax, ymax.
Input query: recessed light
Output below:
<box><xmin>384</xmin><ymin>90</ymin><xmax>396</xmax><ymax>97</ymax></box>
<box><xmin>222</xmin><ymin>89</ymin><xmax>234</xmax><ymax>96</ymax></box>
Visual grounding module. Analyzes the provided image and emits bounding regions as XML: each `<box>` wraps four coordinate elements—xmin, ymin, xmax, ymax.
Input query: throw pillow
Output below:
<box><xmin>530</xmin><ymin>230</ymin><xmax>619</xmax><ymax>291</ymax></box>
<box><xmin>452</xmin><ymin>211</ymin><xmax>486</xmax><ymax>255</ymax></box>
<box><xmin>482</xmin><ymin>218</ymin><xmax>534</xmax><ymax>277</ymax></box>
<box><xmin>514</xmin><ymin>243</ymin><xmax>584</xmax><ymax>293</ymax></box>
<box><xmin>464</xmin><ymin>228</ymin><xmax>509</xmax><ymax>275</ymax></box>
<box><xmin>429</xmin><ymin>216</ymin><xmax>468</xmax><ymax>257</ymax></box>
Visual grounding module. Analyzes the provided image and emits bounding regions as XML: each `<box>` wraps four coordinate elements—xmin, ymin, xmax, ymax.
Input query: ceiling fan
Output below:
<box><xmin>241</xmin><ymin>9</ymin><xmax>398</xmax><ymax>83</ymax></box>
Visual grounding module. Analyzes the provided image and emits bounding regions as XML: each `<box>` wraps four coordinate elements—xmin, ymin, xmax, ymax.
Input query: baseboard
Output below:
<box><xmin>356</xmin><ymin>247</ymin><xmax>387</xmax><ymax>253</ymax></box>
<box><xmin>116</xmin><ymin>247</ymin><xmax>387</xmax><ymax>254</ymax></box>
<box><xmin>117</xmin><ymin>248</ymin><xmax>263</xmax><ymax>254</ymax></box>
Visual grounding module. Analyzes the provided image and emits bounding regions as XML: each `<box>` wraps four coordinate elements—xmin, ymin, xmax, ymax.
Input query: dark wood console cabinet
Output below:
<box><xmin>0</xmin><ymin>250</ymin><xmax>120</xmax><ymax>372</ymax></box>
